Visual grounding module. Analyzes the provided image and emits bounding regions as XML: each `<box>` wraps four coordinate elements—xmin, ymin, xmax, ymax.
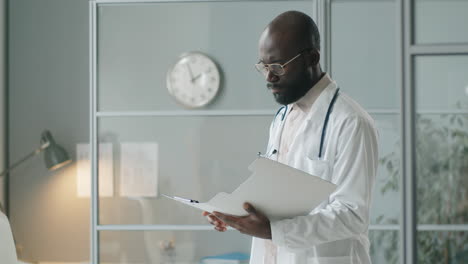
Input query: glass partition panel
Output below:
<box><xmin>415</xmin><ymin>0</ymin><xmax>468</xmax><ymax>44</ymax></box>
<box><xmin>415</xmin><ymin>113</ymin><xmax>468</xmax><ymax>225</ymax></box>
<box><xmin>331</xmin><ymin>0</ymin><xmax>397</xmax><ymax>110</ymax></box>
<box><xmin>331</xmin><ymin>0</ymin><xmax>400</xmax><ymax>224</ymax></box>
<box><xmin>415</xmin><ymin>55</ymin><xmax>468</xmax><ymax>226</ymax></box>
<box><xmin>370</xmin><ymin>114</ymin><xmax>401</xmax><ymax>225</ymax></box>
<box><xmin>369</xmin><ymin>230</ymin><xmax>399</xmax><ymax>264</ymax></box>
<box><xmin>97</xmin><ymin>115</ymin><xmax>271</xmax><ymax>225</ymax></box>
<box><xmin>331</xmin><ymin>2</ymin><xmax>401</xmax><ymax>261</ymax></box>
<box><xmin>415</xmin><ymin>55</ymin><xmax>468</xmax><ymax>112</ymax></box>
<box><xmin>417</xmin><ymin>231</ymin><xmax>468</xmax><ymax>263</ymax></box>
<box><xmin>97</xmin><ymin>1</ymin><xmax>314</xmax><ymax>112</ymax></box>
<box><xmin>415</xmin><ymin>54</ymin><xmax>468</xmax><ymax>263</ymax></box>
<box><xmin>100</xmin><ymin>230</ymin><xmax>251</xmax><ymax>264</ymax></box>
<box><xmin>331</xmin><ymin>4</ymin><xmax>401</xmax><ymax>262</ymax></box>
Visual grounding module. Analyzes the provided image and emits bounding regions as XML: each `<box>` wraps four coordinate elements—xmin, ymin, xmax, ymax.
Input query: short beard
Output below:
<box><xmin>273</xmin><ymin>80</ymin><xmax>311</xmax><ymax>105</ymax></box>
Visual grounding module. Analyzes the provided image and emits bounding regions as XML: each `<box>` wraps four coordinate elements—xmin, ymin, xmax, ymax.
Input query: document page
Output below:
<box><xmin>163</xmin><ymin>158</ymin><xmax>337</xmax><ymax>220</ymax></box>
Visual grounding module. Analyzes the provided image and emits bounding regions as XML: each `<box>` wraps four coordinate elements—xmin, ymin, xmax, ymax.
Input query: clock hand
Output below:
<box><xmin>185</xmin><ymin>63</ymin><xmax>195</xmax><ymax>82</ymax></box>
<box><xmin>192</xmin><ymin>73</ymin><xmax>202</xmax><ymax>82</ymax></box>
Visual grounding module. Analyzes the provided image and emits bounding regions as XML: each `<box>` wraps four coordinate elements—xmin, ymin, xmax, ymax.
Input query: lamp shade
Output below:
<box><xmin>41</xmin><ymin>130</ymin><xmax>72</xmax><ymax>170</ymax></box>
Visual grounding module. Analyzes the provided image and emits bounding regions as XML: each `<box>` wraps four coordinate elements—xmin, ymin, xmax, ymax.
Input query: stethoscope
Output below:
<box><xmin>261</xmin><ymin>87</ymin><xmax>340</xmax><ymax>159</ymax></box>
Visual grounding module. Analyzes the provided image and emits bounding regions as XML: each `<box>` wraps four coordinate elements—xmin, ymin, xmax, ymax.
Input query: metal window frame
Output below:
<box><xmin>89</xmin><ymin>2</ymin><xmax>98</xmax><ymax>263</ymax></box>
<box><xmin>402</xmin><ymin>0</ymin><xmax>416</xmax><ymax>262</ymax></box>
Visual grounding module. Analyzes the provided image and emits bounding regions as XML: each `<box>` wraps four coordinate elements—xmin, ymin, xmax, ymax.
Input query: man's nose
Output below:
<box><xmin>265</xmin><ymin>70</ymin><xmax>279</xmax><ymax>82</ymax></box>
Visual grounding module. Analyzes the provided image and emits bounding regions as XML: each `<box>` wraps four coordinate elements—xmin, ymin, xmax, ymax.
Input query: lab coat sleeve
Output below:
<box><xmin>270</xmin><ymin>115</ymin><xmax>379</xmax><ymax>250</ymax></box>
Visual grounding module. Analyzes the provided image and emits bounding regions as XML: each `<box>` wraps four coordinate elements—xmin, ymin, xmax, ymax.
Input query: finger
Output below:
<box><xmin>207</xmin><ymin>214</ymin><xmax>225</xmax><ymax>224</ymax></box>
<box><xmin>213</xmin><ymin>216</ymin><xmax>242</xmax><ymax>231</ymax></box>
<box><xmin>204</xmin><ymin>211</ymin><xmax>225</xmax><ymax>223</ymax></box>
<box><xmin>215</xmin><ymin>226</ymin><xmax>227</xmax><ymax>232</ymax></box>
<box><xmin>243</xmin><ymin>202</ymin><xmax>257</xmax><ymax>215</ymax></box>
<box><xmin>204</xmin><ymin>212</ymin><xmax>219</xmax><ymax>224</ymax></box>
<box><xmin>213</xmin><ymin>212</ymin><xmax>240</xmax><ymax>224</ymax></box>
<box><xmin>207</xmin><ymin>217</ymin><xmax>220</xmax><ymax>226</ymax></box>
<box><xmin>204</xmin><ymin>213</ymin><xmax>214</xmax><ymax>221</ymax></box>
<box><xmin>212</xmin><ymin>219</ymin><xmax>227</xmax><ymax>228</ymax></box>
<box><xmin>205</xmin><ymin>214</ymin><xmax>227</xmax><ymax>228</ymax></box>
<box><xmin>205</xmin><ymin>213</ymin><xmax>217</xmax><ymax>221</ymax></box>
<box><xmin>206</xmin><ymin>214</ymin><xmax>217</xmax><ymax>221</ymax></box>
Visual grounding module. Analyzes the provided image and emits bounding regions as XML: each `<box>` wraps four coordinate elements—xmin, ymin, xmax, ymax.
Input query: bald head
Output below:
<box><xmin>258</xmin><ymin>11</ymin><xmax>323</xmax><ymax>105</ymax></box>
<box><xmin>264</xmin><ymin>11</ymin><xmax>320</xmax><ymax>52</ymax></box>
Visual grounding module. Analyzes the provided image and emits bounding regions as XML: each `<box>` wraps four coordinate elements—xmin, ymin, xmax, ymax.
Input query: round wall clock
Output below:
<box><xmin>166</xmin><ymin>52</ymin><xmax>221</xmax><ymax>108</ymax></box>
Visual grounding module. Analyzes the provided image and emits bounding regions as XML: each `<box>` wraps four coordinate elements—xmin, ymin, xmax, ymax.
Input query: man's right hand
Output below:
<box><xmin>202</xmin><ymin>211</ymin><xmax>228</xmax><ymax>232</ymax></box>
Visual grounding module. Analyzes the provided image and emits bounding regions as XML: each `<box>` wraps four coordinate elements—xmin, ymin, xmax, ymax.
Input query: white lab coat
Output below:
<box><xmin>249</xmin><ymin>81</ymin><xmax>379</xmax><ymax>264</ymax></box>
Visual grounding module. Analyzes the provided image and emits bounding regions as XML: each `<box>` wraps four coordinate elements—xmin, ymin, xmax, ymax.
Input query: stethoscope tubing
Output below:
<box><xmin>273</xmin><ymin>87</ymin><xmax>340</xmax><ymax>159</ymax></box>
<box><xmin>318</xmin><ymin>88</ymin><xmax>340</xmax><ymax>159</ymax></box>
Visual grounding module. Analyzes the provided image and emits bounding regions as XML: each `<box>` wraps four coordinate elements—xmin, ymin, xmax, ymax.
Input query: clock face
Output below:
<box><xmin>167</xmin><ymin>52</ymin><xmax>221</xmax><ymax>108</ymax></box>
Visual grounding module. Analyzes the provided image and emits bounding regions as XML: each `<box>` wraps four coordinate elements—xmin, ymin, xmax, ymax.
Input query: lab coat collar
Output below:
<box><xmin>274</xmin><ymin>73</ymin><xmax>338</xmax><ymax>135</ymax></box>
<box><xmin>269</xmin><ymin>74</ymin><xmax>338</xmax><ymax>161</ymax></box>
<box><xmin>304</xmin><ymin>76</ymin><xmax>339</xmax><ymax>123</ymax></box>
<box><xmin>294</xmin><ymin>73</ymin><xmax>332</xmax><ymax>113</ymax></box>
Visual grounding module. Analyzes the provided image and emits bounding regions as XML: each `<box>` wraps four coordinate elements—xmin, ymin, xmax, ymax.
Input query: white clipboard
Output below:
<box><xmin>163</xmin><ymin>158</ymin><xmax>337</xmax><ymax>220</ymax></box>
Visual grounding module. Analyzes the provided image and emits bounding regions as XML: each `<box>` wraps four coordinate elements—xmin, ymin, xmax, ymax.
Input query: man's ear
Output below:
<box><xmin>305</xmin><ymin>49</ymin><xmax>320</xmax><ymax>66</ymax></box>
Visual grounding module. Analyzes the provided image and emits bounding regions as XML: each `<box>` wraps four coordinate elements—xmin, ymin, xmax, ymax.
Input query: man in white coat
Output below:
<box><xmin>203</xmin><ymin>10</ymin><xmax>379</xmax><ymax>264</ymax></box>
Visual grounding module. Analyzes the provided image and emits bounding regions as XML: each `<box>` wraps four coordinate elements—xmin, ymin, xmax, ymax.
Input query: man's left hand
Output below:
<box><xmin>213</xmin><ymin>202</ymin><xmax>272</xmax><ymax>239</ymax></box>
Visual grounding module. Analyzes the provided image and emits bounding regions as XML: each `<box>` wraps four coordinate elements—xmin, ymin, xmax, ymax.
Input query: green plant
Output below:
<box><xmin>374</xmin><ymin>105</ymin><xmax>468</xmax><ymax>263</ymax></box>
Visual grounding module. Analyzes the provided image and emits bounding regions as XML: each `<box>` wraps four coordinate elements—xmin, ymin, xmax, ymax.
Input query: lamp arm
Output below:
<box><xmin>0</xmin><ymin>142</ymin><xmax>50</xmax><ymax>177</ymax></box>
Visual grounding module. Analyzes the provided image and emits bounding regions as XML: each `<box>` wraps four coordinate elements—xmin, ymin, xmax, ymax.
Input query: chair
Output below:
<box><xmin>0</xmin><ymin>210</ymin><xmax>18</xmax><ymax>264</ymax></box>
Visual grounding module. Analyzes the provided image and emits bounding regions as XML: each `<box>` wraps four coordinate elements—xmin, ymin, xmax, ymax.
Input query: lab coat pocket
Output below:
<box><xmin>303</xmin><ymin>158</ymin><xmax>332</xmax><ymax>181</ymax></box>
